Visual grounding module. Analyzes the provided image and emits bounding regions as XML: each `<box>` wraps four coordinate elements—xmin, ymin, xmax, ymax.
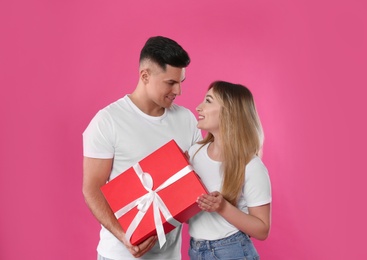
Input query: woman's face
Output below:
<box><xmin>196</xmin><ymin>88</ymin><xmax>221</xmax><ymax>134</ymax></box>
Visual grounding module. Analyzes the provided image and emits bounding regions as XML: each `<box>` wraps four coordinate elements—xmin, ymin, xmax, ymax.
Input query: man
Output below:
<box><xmin>82</xmin><ymin>36</ymin><xmax>201</xmax><ymax>260</ymax></box>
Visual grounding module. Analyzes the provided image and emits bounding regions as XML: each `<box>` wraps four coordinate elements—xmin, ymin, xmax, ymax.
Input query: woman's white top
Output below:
<box><xmin>188</xmin><ymin>143</ymin><xmax>272</xmax><ymax>240</ymax></box>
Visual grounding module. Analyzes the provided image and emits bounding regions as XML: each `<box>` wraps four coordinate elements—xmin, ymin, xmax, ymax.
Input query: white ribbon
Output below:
<box><xmin>114</xmin><ymin>163</ymin><xmax>193</xmax><ymax>248</ymax></box>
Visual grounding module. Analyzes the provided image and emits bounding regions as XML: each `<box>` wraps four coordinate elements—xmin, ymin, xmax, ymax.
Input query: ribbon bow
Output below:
<box><xmin>114</xmin><ymin>163</ymin><xmax>193</xmax><ymax>248</ymax></box>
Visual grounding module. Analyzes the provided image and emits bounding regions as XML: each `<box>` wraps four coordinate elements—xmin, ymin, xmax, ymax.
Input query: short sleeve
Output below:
<box><xmin>243</xmin><ymin>157</ymin><xmax>272</xmax><ymax>207</ymax></box>
<box><xmin>82</xmin><ymin>110</ymin><xmax>115</xmax><ymax>159</ymax></box>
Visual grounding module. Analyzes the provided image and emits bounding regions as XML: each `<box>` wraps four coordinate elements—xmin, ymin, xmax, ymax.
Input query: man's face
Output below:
<box><xmin>146</xmin><ymin>64</ymin><xmax>186</xmax><ymax>108</ymax></box>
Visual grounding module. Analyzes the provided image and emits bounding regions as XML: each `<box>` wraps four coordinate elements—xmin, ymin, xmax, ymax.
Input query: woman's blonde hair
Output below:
<box><xmin>197</xmin><ymin>81</ymin><xmax>264</xmax><ymax>206</ymax></box>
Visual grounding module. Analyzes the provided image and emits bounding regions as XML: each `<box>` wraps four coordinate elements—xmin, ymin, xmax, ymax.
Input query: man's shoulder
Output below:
<box><xmin>104</xmin><ymin>96</ymin><xmax>127</xmax><ymax>109</ymax></box>
<box><xmin>169</xmin><ymin>103</ymin><xmax>192</xmax><ymax>115</ymax></box>
<box><xmin>98</xmin><ymin>97</ymin><xmax>129</xmax><ymax>114</ymax></box>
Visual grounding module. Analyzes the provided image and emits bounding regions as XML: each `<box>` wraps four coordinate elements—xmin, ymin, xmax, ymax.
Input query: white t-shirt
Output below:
<box><xmin>188</xmin><ymin>143</ymin><xmax>272</xmax><ymax>240</ymax></box>
<box><xmin>83</xmin><ymin>95</ymin><xmax>202</xmax><ymax>260</ymax></box>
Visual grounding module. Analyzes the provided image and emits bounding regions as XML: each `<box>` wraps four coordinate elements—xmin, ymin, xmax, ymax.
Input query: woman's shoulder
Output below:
<box><xmin>246</xmin><ymin>156</ymin><xmax>269</xmax><ymax>175</ymax></box>
<box><xmin>188</xmin><ymin>142</ymin><xmax>210</xmax><ymax>159</ymax></box>
<box><xmin>188</xmin><ymin>142</ymin><xmax>203</xmax><ymax>153</ymax></box>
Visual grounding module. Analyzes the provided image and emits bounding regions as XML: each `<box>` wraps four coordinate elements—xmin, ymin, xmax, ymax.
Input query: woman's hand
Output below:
<box><xmin>197</xmin><ymin>191</ymin><xmax>226</xmax><ymax>213</ymax></box>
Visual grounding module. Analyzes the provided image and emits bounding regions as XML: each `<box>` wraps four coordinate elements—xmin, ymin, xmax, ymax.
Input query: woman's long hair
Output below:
<box><xmin>197</xmin><ymin>81</ymin><xmax>264</xmax><ymax>206</ymax></box>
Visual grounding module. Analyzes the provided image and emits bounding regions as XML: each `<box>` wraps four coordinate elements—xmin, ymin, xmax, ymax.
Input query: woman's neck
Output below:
<box><xmin>207</xmin><ymin>140</ymin><xmax>222</xmax><ymax>161</ymax></box>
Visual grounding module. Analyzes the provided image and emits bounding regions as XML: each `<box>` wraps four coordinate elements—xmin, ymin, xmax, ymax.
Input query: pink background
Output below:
<box><xmin>1</xmin><ymin>0</ymin><xmax>366</xmax><ymax>259</ymax></box>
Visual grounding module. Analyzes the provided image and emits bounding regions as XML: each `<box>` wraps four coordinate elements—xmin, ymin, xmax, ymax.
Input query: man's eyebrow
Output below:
<box><xmin>165</xmin><ymin>78</ymin><xmax>186</xmax><ymax>83</ymax></box>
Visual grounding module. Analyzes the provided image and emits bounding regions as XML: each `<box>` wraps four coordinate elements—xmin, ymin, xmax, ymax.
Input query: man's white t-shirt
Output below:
<box><xmin>188</xmin><ymin>143</ymin><xmax>272</xmax><ymax>240</ymax></box>
<box><xmin>83</xmin><ymin>95</ymin><xmax>202</xmax><ymax>259</ymax></box>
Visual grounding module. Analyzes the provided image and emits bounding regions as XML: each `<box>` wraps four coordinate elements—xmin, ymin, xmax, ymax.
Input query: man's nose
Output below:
<box><xmin>172</xmin><ymin>83</ymin><xmax>182</xmax><ymax>95</ymax></box>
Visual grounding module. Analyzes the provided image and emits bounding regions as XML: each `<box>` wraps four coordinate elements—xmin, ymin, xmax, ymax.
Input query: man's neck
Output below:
<box><xmin>128</xmin><ymin>92</ymin><xmax>165</xmax><ymax>117</ymax></box>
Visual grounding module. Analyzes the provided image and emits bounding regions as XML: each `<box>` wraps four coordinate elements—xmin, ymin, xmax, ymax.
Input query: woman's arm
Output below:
<box><xmin>196</xmin><ymin>191</ymin><xmax>271</xmax><ymax>240</ymax></box>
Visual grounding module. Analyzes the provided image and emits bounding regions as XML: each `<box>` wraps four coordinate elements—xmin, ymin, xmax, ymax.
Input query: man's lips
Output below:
<box><xmin>166</xmin><ymin>95</ymin><xmax>176</xmax><ymax>101</ymax></box>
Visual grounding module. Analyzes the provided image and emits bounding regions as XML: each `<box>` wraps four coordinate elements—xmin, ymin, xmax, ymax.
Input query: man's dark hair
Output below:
<box><xmin>139</xmin><ymin>36</ymin><xmax>190</xmax><ymax>70</ymax></box>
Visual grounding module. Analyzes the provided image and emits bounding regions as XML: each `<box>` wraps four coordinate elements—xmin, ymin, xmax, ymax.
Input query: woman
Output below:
<box><xmin>188</xmin><ymin>81</ymin><xmax>272</xmax><ymax>260</ymax></box>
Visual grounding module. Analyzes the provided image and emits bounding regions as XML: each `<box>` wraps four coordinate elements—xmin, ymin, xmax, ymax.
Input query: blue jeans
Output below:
<box><xmin>189</xmin><ymin>231</ymin><xmax>259</xmax><ymax>260</ymax></box>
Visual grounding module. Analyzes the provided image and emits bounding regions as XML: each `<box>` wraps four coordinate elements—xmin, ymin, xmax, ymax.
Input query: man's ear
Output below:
<box><xmin>140</xmin><ymin>68</ymin><xmax>150</xmax><ymax>84</ymax></box>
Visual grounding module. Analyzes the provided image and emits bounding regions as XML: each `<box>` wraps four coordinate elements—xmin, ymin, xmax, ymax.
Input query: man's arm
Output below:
<box><xmin>82</xmin><ymin>157</ymin><xmax>157</xmax><ymax>258</ymax></box>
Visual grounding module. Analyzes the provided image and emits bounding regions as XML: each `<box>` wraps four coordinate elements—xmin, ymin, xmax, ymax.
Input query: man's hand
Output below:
<box><xmin>83</xmin><ymin>157</ymin><xmax>158</xmax><ymax>257</ymax></box>
<box><xmin>122</xmin><ymin>235</ymin><xmax>158</xmax><ymax>258</ymax></box>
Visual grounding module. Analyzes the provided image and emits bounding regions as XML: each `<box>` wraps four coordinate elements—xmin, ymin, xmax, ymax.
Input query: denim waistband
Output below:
<box><xmin>190</xmin><ymin>231</ymin><xmax>249</xmax><ymax>250</ymax></box>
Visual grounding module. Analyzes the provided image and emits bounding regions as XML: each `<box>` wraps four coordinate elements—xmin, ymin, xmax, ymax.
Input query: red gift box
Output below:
<box><xmin>101</xmin><ymin>139</ymin><xmax>207</xmax><ymax>247</ymax></box>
